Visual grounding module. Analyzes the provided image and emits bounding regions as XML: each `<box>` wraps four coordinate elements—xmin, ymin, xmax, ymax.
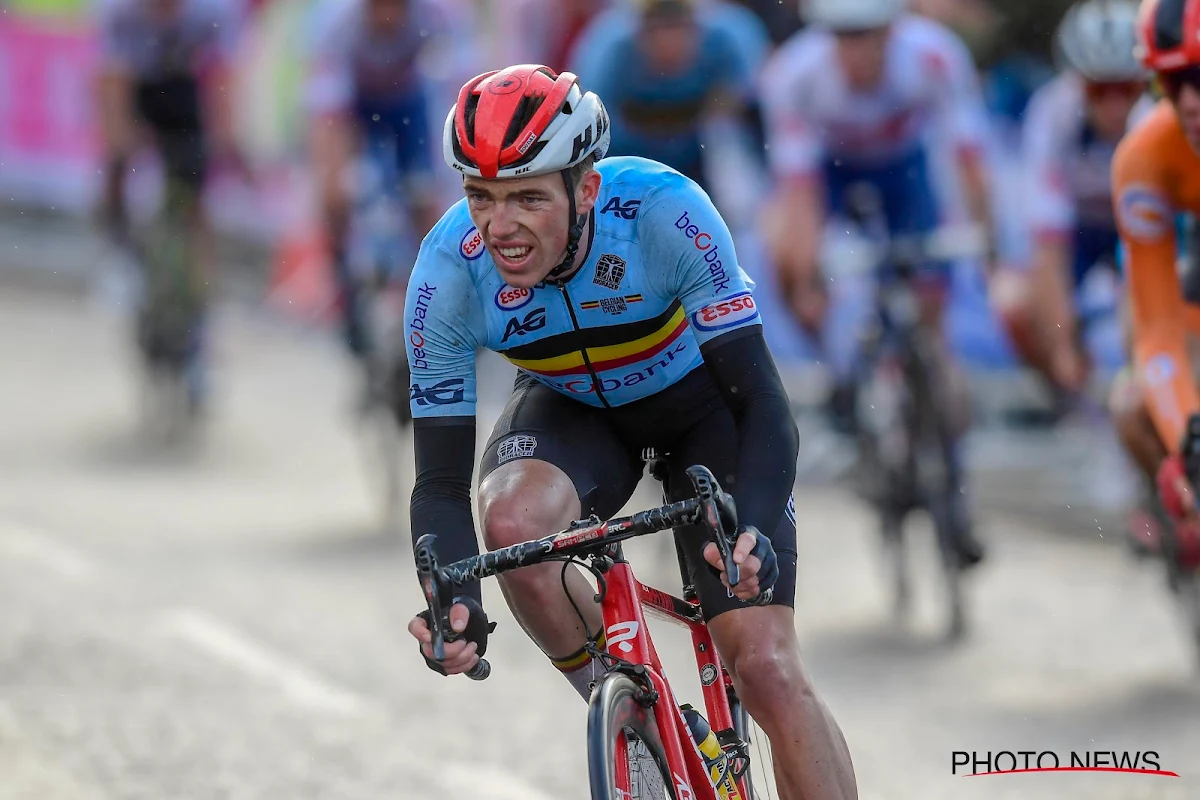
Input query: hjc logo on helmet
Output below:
<box><xmin>570</xmin><ymin>112</ymin><xmax>609</xmax><ymax>163</ymax></box>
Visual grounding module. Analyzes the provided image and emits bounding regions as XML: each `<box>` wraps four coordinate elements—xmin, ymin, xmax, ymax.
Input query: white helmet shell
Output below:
<box><xmin>801</xmin><ymin>0</ymin><xmax>906</xmax><ymax>31</ymax></box>
<box><xmin>1055</xmin><ymin>0</ymin><xmax>1147</xmax><ymax>82</ymax></box>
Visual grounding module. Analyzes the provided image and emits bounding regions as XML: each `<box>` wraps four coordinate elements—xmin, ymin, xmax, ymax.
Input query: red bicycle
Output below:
<box><xmin>415</xmin><ymin>464</ymin><xmax>774</xmax><ymax>799</ymax></box>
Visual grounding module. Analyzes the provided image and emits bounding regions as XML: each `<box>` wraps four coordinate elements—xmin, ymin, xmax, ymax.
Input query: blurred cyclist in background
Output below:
<box><xmin>577</xmin><ymin>0</ymin><xmax>756</xmax><ymax>192</ymax></box>
<box><xmin>994</xmin><ymin>0</ymin><xmax>1148</xmax><ymax>417</ymax></box>
<box><xmin>493</xmin><ymin>0</ymin><xmax>612</xmax><ymax>74</ymax></box>
<box><xmin>305</xmin><ymin>0</ymin><xmax>447</xmax><ymax>407</ymax></box>
<box><xmin>1109</xmin><ymin>0</ymin><xmax>1200</xmax><ymax>566</ymax></box>
<box><xmin>760</xmin><ymin>0</ymin><xmax>995</xmax><ymax>566</ymax></box>
<box><xmin>96</xmin><ymin>0</ymin><xmax>243</xmax><ymax>411</ymax></box>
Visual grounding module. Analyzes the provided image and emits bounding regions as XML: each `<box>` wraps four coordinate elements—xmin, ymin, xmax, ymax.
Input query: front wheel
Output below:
<box><xmin>588</xmin><ymin>674</ymin><xmax>674</xmax><ymax>800</ymax></box>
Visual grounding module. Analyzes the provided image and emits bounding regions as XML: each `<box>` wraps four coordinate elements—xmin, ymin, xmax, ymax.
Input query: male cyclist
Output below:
<box><xmin>1109</xmin><ymin>0</ymin><xmax>1200</xmax><ymax>567</ymax></box>
<box><xmin>96</xmin><ymin>0</ymin><xmax>242</xmax><ymax>408</ymax></box>
<box><xmin>305</xmin><ymin>0</ymin><xmax>447</xmax><ymax>409</ymax></box>
<box><xmin>759</xmin><ymin>0</ymin><xmax>995</xmax><ymax>566</ymax></box>
<box><xmin>404</xmin><ymin>65</ymin><xmax>858</xmax><ymax>799</ymax></box>
<box><xmin>995</xmin><ymin>0</ymin><xmax>1149</xmax><ymax>412</ymax></box>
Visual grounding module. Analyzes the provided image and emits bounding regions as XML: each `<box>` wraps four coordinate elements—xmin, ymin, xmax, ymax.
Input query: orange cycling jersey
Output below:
<box><xmin>1113</xmin><ymin>99</ymin><xmax>1200</xmax><ymax>453</ymax></box>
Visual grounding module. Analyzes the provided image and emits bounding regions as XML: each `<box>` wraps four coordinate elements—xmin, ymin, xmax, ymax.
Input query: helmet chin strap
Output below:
<box><xmin>546</xmin><ymin>169</ymin><xmax>588</xmax><ymax>283</ymax></box>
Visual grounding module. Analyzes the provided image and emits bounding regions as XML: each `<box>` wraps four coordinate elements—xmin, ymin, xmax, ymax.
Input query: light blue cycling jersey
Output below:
<box><xmin>404</xmin><ymin>156</ymin><xmax>762</xmax><ymax>419</ymax></box>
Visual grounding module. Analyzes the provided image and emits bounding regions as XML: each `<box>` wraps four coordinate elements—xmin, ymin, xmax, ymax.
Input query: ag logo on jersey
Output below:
<box><xmin>1118</xmin><ymin>184</ymin><xmax>1172</xmax><ymax>241</ymax></box>
<box><xmin>600</xmin><ymin>196</ymin><xmax>641</xmax><ymax>219</ymax></box>
<box><xmin>494</xmin><ymin>284</ymin><xmax>534</xmax><ymax>311</ymax></box>
<box><xmin>691</xmin><ymin>291</ymin><xmax>758</xmax><ymax>331</ymax></box>
<box><xmin>593</xmin><ymin>253</ymin><xmax>627</xmax><ymax>290</ymax></box>
<box><xmin>460</xmin><ymin>227</ymin><xmax>485</xmax><ymax>260</ymax></box>
<box><xmin>500</xmin><ymin>308</ymin><xmax>547</xmax><ymax>342</ymax></box>
<box><xmin>410</xmin><ymin>378</ymin><xmax>466</xmax><ymax>406</ymax></box>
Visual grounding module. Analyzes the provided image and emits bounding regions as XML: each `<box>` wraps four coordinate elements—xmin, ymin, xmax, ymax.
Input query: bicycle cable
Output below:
<box><xmin>552</xmin><ymin>554</ymin><xmax>608</xmax><ymax>645</ymax></box>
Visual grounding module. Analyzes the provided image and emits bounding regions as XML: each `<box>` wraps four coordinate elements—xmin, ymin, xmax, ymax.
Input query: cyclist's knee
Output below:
<box><xmin>723</xmin><ymin>626</ymin><xmax>812</xmax><ymax>725</ymax></box>
<box><xmin>479</xmin><ymin>459</ymin><xmax>581</xmax><ymax>550</ymax></box>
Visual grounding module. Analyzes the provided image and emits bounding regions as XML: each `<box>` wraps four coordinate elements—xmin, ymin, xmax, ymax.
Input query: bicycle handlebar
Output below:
<box><xmin>414</xmin><ymin>465</ymin><xmax>754</xmax><ymax>680</ymax></box>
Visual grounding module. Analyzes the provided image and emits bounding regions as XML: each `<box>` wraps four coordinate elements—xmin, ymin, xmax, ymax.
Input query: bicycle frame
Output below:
<box><xmin>417</xmin><ymin>465</ymin><xmax>756</xmax><ymax>799</ymax></box>
<box><xmin>599</xmin><ymin>551</ymin><xmax>748</xmax><ymax>800</ymax></box>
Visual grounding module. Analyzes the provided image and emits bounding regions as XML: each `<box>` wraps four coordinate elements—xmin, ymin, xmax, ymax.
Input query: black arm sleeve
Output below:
<box><xmin>700</xmin><ymin>328</ymin><xmax>799</xmax><ymax>536</ymax></box>
<box><xmin>410</xmin><ymin>417</ymin><xmax>482</xmax><ymax>605</ymax></box>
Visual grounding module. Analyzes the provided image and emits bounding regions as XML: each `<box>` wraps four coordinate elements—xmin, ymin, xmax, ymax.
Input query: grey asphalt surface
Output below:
<box><xmin>2</xmin><ymin>282</ymin><xmax>1199</xmax><ymax>800</ymax></box>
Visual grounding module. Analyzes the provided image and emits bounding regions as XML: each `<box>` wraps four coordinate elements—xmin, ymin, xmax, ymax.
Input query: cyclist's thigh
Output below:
<box><xmin>663</xmin><ymin>403</ymin><xmax>798</xmax><ymax>621</ymax></box>
<box><xmin>479</xmin><ymin>373</ymin><xmax>645</xmax><ymax>519</ymax></box>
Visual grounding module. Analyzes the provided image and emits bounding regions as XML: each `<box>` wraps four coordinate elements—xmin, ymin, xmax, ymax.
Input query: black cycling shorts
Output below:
<box><xmin>134</xmin><ymin>75</ymin><xmax>208</xmax><ymax>188</ymax></box>
<box><xmin>479</xmin><ymin>367</ymin><xmax>798</xmax><ymax>620</ymax></box>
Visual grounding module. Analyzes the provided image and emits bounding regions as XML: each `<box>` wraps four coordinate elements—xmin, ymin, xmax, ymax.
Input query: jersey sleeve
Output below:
<box><xmin>1021</xmin><ymin>84</ymin><xmax>1074</xmax><ymax>238</ymax></box>
<box><xmin>403</xmin><ymin>243</ymin><xmax>486</xmax><ymax>421</ymax></box>
<box><xmin>638</xmin><ymin>171</ymin><xmax>761</xmax><ymax>348</ymax></box>
<box><xmin>758</xmin><ymin>43</ymin><xmax>823</xmax><ymax>179</ymax></box>
<box><xmin>1113</xmin><ymin>137</ymin><xmax>1200</xmax><ymax>453</ymax></box>
<box><xmin>924</xmin><ymin>32</ymin><xmax>989</xmax><ymax>155</ymax></box>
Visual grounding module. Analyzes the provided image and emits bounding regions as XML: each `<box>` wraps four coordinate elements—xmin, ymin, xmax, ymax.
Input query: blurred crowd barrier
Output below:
<box><xmin>0</xmin><ymin>0</ymin><xmax>1123</xmax><ymax>375</ymax></box>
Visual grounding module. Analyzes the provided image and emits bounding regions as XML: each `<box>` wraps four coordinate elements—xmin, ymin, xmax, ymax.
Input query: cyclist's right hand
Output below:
<box><xmin>410</xmin><ymin>603</ymin><xmax>478</xmax><ymax>675</ymax></box>
<box><xmin>409</xmin><ymin>597</ymin><xmax>495</xmax><ymax>676</ymax></box>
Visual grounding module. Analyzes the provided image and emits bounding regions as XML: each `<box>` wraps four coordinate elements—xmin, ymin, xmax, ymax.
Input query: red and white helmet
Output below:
<box><xmin>443</xmin><ymin>64</ymin><xmax>610</xmax><ymax>180</ymax></box>
<box><xmin>1136</xmin><ymin>0</ymin><xmax>1200</xmax><ymax>72</ymax></box>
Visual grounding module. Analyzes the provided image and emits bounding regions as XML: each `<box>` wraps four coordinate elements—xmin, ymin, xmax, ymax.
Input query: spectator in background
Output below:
<box><xmin>573</xmin><ymin>0</ymin><xmax>757</xmax><ymax>192</ymax></box>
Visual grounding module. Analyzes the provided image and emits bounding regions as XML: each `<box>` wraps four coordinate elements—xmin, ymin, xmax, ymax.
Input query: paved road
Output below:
<box><xmin>2</xmin><ymin>287</ymin><xmax>1198</xmax><ymax>799</ymax></box>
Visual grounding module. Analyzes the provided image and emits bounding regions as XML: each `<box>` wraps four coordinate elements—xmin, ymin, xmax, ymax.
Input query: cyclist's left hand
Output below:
<box><xmin>703</xmin><ymin>525</ymin><xmax>778</xmax><ymax>602</ymax></box>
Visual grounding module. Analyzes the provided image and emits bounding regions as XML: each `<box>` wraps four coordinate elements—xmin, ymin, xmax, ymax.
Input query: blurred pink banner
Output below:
<box><xmin>0</xmin><ymin>15</ymin><xmax>100</xmax><ymax>208</ymax></box>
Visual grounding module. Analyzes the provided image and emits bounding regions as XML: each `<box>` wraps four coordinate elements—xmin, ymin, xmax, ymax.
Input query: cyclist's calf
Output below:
<box><xmin>709</xmin><ymin>607</ymin><xmax>859</xmax><ymax>799</ymax></box>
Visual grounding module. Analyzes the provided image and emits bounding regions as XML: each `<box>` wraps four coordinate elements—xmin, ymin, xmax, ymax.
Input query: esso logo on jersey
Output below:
<box><xmin>494</xmin><ymin>285</ymin><xmax>534</xmax><ymax>311</ymax></box>
<box><xmin>690</xmin><ymin>292</ymin><xmax>758</xmax><ymax>332</ymax></box>
<box><xmin>460</xmin><ymin>227</ymin><xmax>485</xmax><ymax>261</ymax></box>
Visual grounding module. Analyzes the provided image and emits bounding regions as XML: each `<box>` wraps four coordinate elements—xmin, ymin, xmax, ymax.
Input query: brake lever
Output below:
<box><xmin>413</xmin><ymin>534</ymin><xmax>448</xmax><ymax>662</ymax></box>
<box><xmin>685</xmin><ymin>465</ymin><xmax>740</xmax><ymax>587</ymax></box>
